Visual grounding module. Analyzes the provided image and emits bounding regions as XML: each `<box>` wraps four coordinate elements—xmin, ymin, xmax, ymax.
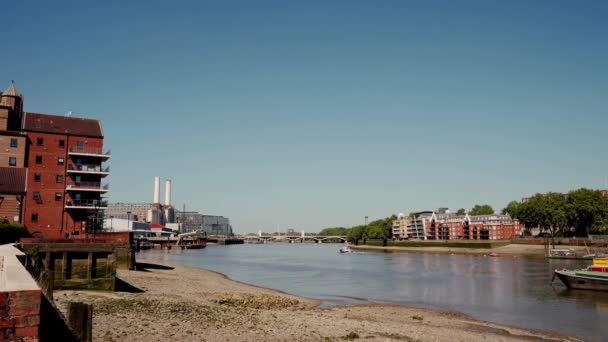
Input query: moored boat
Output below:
<box><xmin>554</xmin><ymin>258</ymin><xmax>608</xmax><ymax>291</ymax></box>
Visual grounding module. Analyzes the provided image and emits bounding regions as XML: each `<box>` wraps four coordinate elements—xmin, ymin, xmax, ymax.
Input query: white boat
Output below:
<box><xmin>339</xmin><ymin>246</ymin><xmax>353</xmax><ymax>253</ymax></box>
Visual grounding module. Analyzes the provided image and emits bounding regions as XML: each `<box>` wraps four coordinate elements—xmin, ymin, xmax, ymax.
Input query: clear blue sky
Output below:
<box><xmin>3</xmin><ymin>1</ymin><xmax>607</xmax><ymax>233</ymax></box>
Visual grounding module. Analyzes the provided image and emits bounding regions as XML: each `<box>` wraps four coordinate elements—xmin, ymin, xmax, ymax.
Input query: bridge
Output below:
<box><xmin>236</xmin><ymin>235</ymin><xmax>347</xmax><ymax>243</ymax></box>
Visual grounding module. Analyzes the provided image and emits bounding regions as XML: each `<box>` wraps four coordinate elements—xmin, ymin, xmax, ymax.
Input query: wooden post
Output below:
<box><xmin>62</xmin><ymin>251</ymin><xmax>69</xmax><ymax>280</ymax></box>
<box><xmin>44</xmin><ymin>251</ymin><xmax>51</xmax><ymax>270</ymax></box>
<box><xmin>67</xmin><ymin>302</ymin><xmax>93</xmax><ymax>342</ymax></box>
<box><xmin>87</xmin><ymin>252</ymin><xmax>95</xmax><ymax>280</ymax></box>
<box><xmin>40</xmin><ymin>270</ymin><xmax>54</xmax><ymax>300</ymax></box>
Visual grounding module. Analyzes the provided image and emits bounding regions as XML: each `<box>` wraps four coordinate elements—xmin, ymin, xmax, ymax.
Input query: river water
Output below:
<box><xmin>138</xmin><ymin>243</ymin><xmax>607</xmax><ymax>341</ymax></box>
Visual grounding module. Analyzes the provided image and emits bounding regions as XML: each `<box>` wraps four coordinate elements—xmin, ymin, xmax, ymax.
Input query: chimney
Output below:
<box><xmin>165</xmin><ymin>180</ymin><xmax>172</xmax><ymax>206</ymax></box>
<box><xmin>153</xmin><ymin>176</ymin><xmax>160</xmax><ymax>204</ymax></box>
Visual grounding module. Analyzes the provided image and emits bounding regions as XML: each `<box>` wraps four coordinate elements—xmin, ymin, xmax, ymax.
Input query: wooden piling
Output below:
<box><xmin>67</xmin><ymin>302</ymin><xmax>93</xmax><ymax>342</ymax></box>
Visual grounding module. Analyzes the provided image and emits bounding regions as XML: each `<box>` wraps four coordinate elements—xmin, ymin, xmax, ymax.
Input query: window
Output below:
<box><xmin>56</xmin><ymin>175</ymin><xmax>63</xmax><ymax>183</ymax></box>
<box><xmin>31</xmin><ymin>213</ymin><xmax>38</xmax><ymax>223</ymax></box>
<box><xmin>35</xmin><ymin>155</ymin><xmax>42</xmax><ymax>164</ymax></box>
<box><xmin>10</xmin><ymin>138</ymin><xmax>17</xmax><ymax>147</ymax></box>
<box><xmin>33</xmin><ymin>192</ymin><xmax>41</xmax><ymax>201</ymax></box>
<box><xmin>34</xmin><ymin>173</ymin><xmax>41</xmax><ymax>182</ymax></box>
<box><xmin>76</xmin><ymin>141</ymin><xmax>84</xmax><ymax>150</ymax></box>
<box><xmin>9</xmin><ymin>157</ymin><xmax>16</xmax><ymax>166</ymax></box>
<box><xmin>75</xmin><ymin>175</ymin><xmax>81</xmax><ymax>184</ymax></box>
<box><xmin>36</xmin><ymin>137</ymin><xmax>44</xmax><ymax>145</ymax></box>
<box><xmin>55</xmin><ymin>192</ymin><xmax>62</xmax><ymax>201</ymax></box>
<box><xmin>58</xmin><ymin>140</ymin><xmax>65</xmax><ymax>148</ymax></box>
<box><xmin>58</xmin><ymin>157</ymin><xmax>64</xmax><ymax>165</ymax></box>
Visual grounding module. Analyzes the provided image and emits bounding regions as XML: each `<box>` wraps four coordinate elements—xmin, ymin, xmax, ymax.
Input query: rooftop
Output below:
<box><xmin>2</xmin><ymin>81</ymin><xmax>21</xmax><ymax>97</ymax></box>
<box><xmin>23</xmin><ymin>112</ymin><xmax>103</xmax><ymax>138</ymax></box>
<box><xmin>0</xmin><ymin>167</ymin><xmax>26</xmax><ymax>194</ymax></box>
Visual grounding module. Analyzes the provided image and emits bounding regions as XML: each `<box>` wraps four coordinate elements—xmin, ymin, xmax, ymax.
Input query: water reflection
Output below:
<box><xmin>139</xmin><ymin>244</ymin><xmax>607</xmax><ymax>341</ymax></box>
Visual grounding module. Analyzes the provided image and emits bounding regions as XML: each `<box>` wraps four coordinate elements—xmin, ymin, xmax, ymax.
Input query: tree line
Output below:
<box><xmin>502</xmin><ymin>188</ymin><xmax>608</xmax><ymax>237</ymax></box>
<box><xmin>316</xmin><ymin>188</ymin><xmax>608</xmax><ymax>243</ymax></box>
<box><xmin>318</xmin><ymin>216</ymin><xmax>396</xmax><ymax>245</ymax></box>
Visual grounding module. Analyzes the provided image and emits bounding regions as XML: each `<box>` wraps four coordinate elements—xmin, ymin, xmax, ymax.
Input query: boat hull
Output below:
<box><xmin>555</xmin><ymin>270</ymin><xmax>608</xmax><ymax>291</ymax></box>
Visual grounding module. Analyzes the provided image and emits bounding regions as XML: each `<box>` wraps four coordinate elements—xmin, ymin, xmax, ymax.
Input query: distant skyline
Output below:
<box><xmin>3</xmin><ymin>1</ymin><xmax>607</xmax><ymax>233</ymax></box>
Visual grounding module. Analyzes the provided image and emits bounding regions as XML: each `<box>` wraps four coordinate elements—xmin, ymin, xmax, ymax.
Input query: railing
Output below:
<box><xmin>68</xmin><ymin>147</ymin><xmax>111</xmax><ymax>156</ymax></box>
<box><xmin>66</xmin><ymin>182</ymin><xmax>109</xmax><ymax>190</ymax></box>
<box><xmin>65</xmin><ymin>199</ymin><xmax>108</xmax><ymax>208</ymax></box>
<box><xmin>67</xmin><ymin>164</ymin><xmax>110</xmax><ymax>173</ymax></box>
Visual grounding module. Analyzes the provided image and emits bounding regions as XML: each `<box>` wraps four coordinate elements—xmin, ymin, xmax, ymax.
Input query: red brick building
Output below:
<box><xmin>22</xmin><ymin>113</ymin><xmax>110</xmax><ymax>239</ymax></box>
<box><xmin>0</xmin><ymin>81</ymin><xmax>110</xmax><ymax>239</ymax></box>
<box><xmin>425</xmin><ymin>212</ymin><xmax>522</xmax><ymax>240</ymax></box>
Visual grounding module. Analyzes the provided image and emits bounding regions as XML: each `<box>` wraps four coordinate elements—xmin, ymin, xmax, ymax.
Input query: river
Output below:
<box><xmin>138</xmin><ymin>243</ymin><xmax>607</xmax><ymax>341</ymax></box>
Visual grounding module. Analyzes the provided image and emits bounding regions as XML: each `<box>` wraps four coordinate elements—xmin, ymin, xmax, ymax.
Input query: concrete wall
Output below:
<box><xmin>0</xmin><ymin>245</ymin><xmax>42</xmax><ymax>341</ymax></box>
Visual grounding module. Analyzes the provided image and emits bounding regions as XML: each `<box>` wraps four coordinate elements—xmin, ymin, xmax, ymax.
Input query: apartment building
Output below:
<box><xmin>426</xmin><ymin>212</ymin><xmax>521</xmax><ymax>240</ymax></box>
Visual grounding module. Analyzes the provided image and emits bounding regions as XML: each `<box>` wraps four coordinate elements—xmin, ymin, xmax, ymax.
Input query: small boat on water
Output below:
<box><xmin>488</xmin><ymin>252</ymin><xmax>499</xmax><ymax>257</ymax></box>
<box><xmin>339</xmin><ymin>246</ymin><xmax>353</xmax><ymax>253</ymax></box>
<box><xmin>554</xmin><ymin>258</ymin><xmax>608</xmax><ymax>291</ymax></box>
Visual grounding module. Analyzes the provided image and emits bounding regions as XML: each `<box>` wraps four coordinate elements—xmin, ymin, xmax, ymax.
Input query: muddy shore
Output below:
<box><xmin>53</xmin><ymin>262</ymin><xmax>580</xmax><ymax>341</ymax></box>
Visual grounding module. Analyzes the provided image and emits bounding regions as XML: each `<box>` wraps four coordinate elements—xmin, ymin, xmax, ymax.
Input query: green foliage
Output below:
<box><xmin>565</xmin><ymin>188</ymin><xmax>608</xmax><ymax>236</ymax></box>
<box><xmin>468</xmin><ymin>204</ymin><xmax>494</xmax><ymax>216</ymax></box>
<box><xmin>319</xmin><ymin>215</ymin><xmax>397</xmax><ymax>244</ymax></box>
<box><xmin>456</xmin><ymin>208</ymin><xmax>466</xmax><ymax>216</ymax></box>
<box><xmin>509</xmin><ymin>188</ymin><xmax>608</xmax><ymax>237</ymax></box>
<box><xmin>501</xmin><ymin>201</ymin><xmax>520</xmax><ymax>217</ymax></box>
<box><xmin>318</xmin><ymin>227</ymin><xmax>350</xmax><ymax>236</ymax></box>
<box><xmin>0</xmin><ymin>221</ymin><xmax>27</xmax><ymax>244</ymax></box>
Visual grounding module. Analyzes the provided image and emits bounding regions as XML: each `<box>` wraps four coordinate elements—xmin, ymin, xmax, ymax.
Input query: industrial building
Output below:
<box><xmin>105</xmin><ymin>176</ymin><xmax>233</xmax><ymax>236</ymax></box>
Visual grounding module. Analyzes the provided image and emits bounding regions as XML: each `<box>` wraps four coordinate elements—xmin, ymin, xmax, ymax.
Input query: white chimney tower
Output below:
<box><xmin>153</xmin><ymin>176</ymin><xmax>161</xmax><ymax>204</ymax></box>
<box><xmin>165</xmin><ymin>179</ymin><xmax>172</xmax><ymax>207</ymax></box>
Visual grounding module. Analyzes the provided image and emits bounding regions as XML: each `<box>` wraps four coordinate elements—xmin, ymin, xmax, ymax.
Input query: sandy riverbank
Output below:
<box><xmin>52</xmin><ymin>263</ymin><xmax>580</xmax><ymax>342</ymax></box>
<box><xmin>349</xmin><ymin>243</ymin><xmax>589</xmax><ymax>257</ymax></box>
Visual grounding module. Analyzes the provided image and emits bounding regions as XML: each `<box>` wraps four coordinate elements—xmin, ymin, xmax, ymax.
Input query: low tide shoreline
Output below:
<box><xmin>349</xmin><ymin>243</ymin><xmax>588</xmax><ymax>257</ymax></box>
<box><xmin>53</xmin><ymin>261</ymin><xmax>582</xmax><ymax>341</ymax></box>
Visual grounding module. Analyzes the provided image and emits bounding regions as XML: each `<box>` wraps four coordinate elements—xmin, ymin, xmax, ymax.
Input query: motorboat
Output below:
<box><xmin>339</xmin><ymin>246</ymin><xmax>353</xmax><ymax>253</ymax></box>
<box><xmin>488</xmin><ymin>252</ymin><xmax>499</xmax><ymax>257</ymax></box>
<box><xmin>554</xmin><ymin>258</ymin><xmax>608</xmax><ymax>291</ymax></box>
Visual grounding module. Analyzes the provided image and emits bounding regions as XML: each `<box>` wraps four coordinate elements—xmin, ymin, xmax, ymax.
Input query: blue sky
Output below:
<box><xmin>3</xmin><ymin>1</ymin><xmax>607</xmax><ymax>232</ymax></box>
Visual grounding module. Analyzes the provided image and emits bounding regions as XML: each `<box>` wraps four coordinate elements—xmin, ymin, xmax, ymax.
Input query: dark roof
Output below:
<box><xmin>23</xmin><ymin>112</ymin><xmax>103</xmax><ymax>138</ymax></box>
<box><xmin>0</xmin><ymin>167</ymin><xmax>26</xmax><ymax>194</ymax></box>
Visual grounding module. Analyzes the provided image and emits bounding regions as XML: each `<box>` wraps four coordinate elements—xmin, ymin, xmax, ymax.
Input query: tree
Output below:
<box><xmin>347</xmin><ymin>226</ymin><xmax>364</xmax><ymax>245</ymax></box>
<box><xmin>565</xmin><ymin>188</ymin><xmax>608</xmax><ymax>236</ymax></box>
<box><xmin>501</xmin><ymin>201</ymin><xmax>521</xmax><ymax>217</ymax></box>
<box><xmin>318</xmin><ymin>227</ymin><xmax>349</xmax><ymax>236</ymax></box>
<box><xmin>517</xmin><ymin>193</ymin><xmax>568</xmax><ymax>245</ymax></box>
<box><xmin>468</xmin><ymin>204</ymin><xmax>494</xmax><ymax>216</ymax></box>
<box><xmin>456</xmin><ymin>208</ymin><xmax>466</xmax><ymax>216</ymax></box>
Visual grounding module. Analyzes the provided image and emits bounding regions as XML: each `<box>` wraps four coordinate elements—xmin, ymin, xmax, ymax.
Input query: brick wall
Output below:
<box><xmin>23</xmin><ymin>132</ymin><xmax>69</xmax><ymax>239</ymax></box>
<box><xmin>0</xmin><ymin>195</ymin><xmax>23</xmax><ymax>224</ymax></box>
<box><xmin>0</xmin><ymin>135</ymin><xmax>26</xmax><ymax>168</ymax></box>
<box><xmin>0</xmin><ymin>290</ymin><xmax>41</xmax><ymax>341</ymax></box>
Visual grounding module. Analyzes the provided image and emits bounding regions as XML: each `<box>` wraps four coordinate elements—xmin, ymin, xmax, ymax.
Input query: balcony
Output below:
<box><xmin>67</xmin><ymin>164</ymin><xmax>110</xmax><ymax>176</ymax></box>
<box><xmin>68</xmin><ymin>147</ymin><xmax>111</xmax><ymax>160</ymax></box>
<box><xmin>65</xmin><ymin>199</ymin><xmax>108</xmax><ymax>210</ymax></box>
<box><xmin>66</xmin><ymin>182</ymin><xmax>109</xmax><ymax>192</ymax></box>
